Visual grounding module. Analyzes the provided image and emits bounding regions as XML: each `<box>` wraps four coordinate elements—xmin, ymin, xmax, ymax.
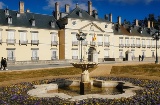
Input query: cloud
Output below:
<box><xmin>108</xmin><ymin>0</ymin><xmax>155</xmax><ymax>4</ymax></box>
<box><xmin>0</xmin><ymin>2</ymin><xmax>5</xmax><ymax>9</ymax></box>
<box><xmin>43</xmin><ymin>0</ymin><xmax>96</xmax><ymax>11</ymax></box>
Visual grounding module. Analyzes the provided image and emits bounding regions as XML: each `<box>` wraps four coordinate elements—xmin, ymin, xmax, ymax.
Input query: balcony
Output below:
<box><xmin>6</xmin><ymin>39</ymin><xmax>16</xmax><ymax>45</ymax></box>
<box><xmin>7</xmin><ymin>57</ymin><xmax>16</xmax><ymax>61</ymax></box>
<box><xmin>136</xmin><ymin>44</ymin><xmax>141</xmax><ymax>48</ymax></box>
<box><xmin>31</xmin><ymin>40</ymin><xmax>39</xmax><ymax>46</ymax></box>
<box><xmin>82</xmin><ymin>41</ymin><xmax>88</xmax><ymax>46</ymax></box>
<box><xmin>97</xmin><ymin>42</ymin><xmax>103</xmax><ymax>46</ymax></box>
<box><xmin>147</xmin><ymin>45</ymin><xmax>151</xmax><ymax>48</ymax></box>
<box><xmin>72</xmin><ymin>56</ymin><xmax>78</xmax><ymax>59</ymax></box>
<box><xmin>31</xmin><ymin>57</ymin><xmax>39</xmax><ymax>61</ymax></box>
<box><xmin>119</xmin><ymin>44</ymin><xmax>124</xmax><ymax>48</ymax></box>
<box><xmin>72</xmin><ymin>41</ymin><xmax>78</xmax><ymax>46</ymax></box>
<box><xmin>151</xmin><ymin>45</ymin><xmax>156</xmax><ymax>48</ymax></box>
<box><xmin>51</xmin><ymin>56</ymin><xmax>58</xmax><ymax>60</ymax></box>
<box><xmin>90</xmin><ymin>41</ymin><xmax>96</xmax><ymax>46</ymax></box>
<box><xmin>131</xmin><ymin>44</ymin><xmax>135</xmax><ymax>48</ymax></box>
<box><xmin>104</xmin><ymin>42</ymin><xmax>110</xmax><ymax>47</ymax></box>
<box><xmin>51</xmin><ymin>41</ymin><xmax>58</xmax><ymax>46</ymax></box>
<box><xmin>125</xmin><ymin>44</ymin><xmax>130</xmax><ymax>48</ymax></box>
<box><xmin>0</xmin><ymin>39</ymin><xmax>2</xmax><ymax>44</ymax></box>
<box><xmin>19</xmin><ymin>40</ymin><xmax>28</xmax><ymax>45</ymax></box>
<box><xmin>142</xmin><ymin>45</ymin><xmax>146</xmax><ymax>48</ymax></box>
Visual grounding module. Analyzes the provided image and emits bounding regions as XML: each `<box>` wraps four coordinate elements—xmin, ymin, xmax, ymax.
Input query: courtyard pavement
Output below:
<box><xmin>0</xmin><ymin>59</ymin><xmax>155</xmax><ymax>72</ymax></box>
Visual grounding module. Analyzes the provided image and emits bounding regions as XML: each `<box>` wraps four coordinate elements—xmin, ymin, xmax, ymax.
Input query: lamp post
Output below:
<box><xmin>76</xmin><ymin>31</ymin><xmax>86</xmax><ymax>62</ymax></box>
<box><xmin>152</xmin><ymin>28</ymin><xmax>160</xmax><ymax>64</ymax></box>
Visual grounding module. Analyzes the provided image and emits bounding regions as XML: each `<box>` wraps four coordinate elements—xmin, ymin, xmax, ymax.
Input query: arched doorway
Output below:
<box><xmin>88</xmin><ymin>47</ymin><xmax>97</xmax><ymax>62</ymax></box>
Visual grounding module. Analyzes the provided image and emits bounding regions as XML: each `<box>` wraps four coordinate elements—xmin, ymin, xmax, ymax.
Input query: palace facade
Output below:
<box><xmin>0</xmin><ymin>1</ymin><xmax>158</xmax><ymax>64</ymax></box>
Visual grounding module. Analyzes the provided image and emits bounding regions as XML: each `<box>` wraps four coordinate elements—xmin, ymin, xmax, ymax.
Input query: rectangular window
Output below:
<box><xmin>104</xmin><ymin>36</ymin><xmax>109</xmax><ymax>42</ymax></box>
<box><xmin>20</xmin><ymin>32</ymin><xmax>27</xmax><ymax>41</ymax></box>
<box><xmin>136</xmin><ymin>39</ymin><xmax>140</xmax><ymax>44</ymax></box>
<box><xmin>72</xmin><ymin>50</ymin><xmax>78</xmax><ymax>59</ymax></box>
<box><xmin>119</xmin><ymin>51</ymin><xmax>123</xmax><ymax>58</ymax></box>
<box><xmin>104</xmin><ymin>50</ymin><xmax>109</xmax><ymax>58</ymax></box>
<box><xmin>51</xmin><ymin>50</ymin><xmax>57</xmax><ymax>60</ymax></box>
<box><xmin>119</xmin><ymin>38</ymin><xmax>123</xmax><ymax>44</ymax></box>
<box><xmin>32</xmin><ymin>50</ymin><xmax>38</xmax><ymax>60</ymax></box>
<box><xmin>97</xmin><ymin>35</ymin><xmax>103</xmax><ymax>46</ymax></box>
<box><xmin>8</xmin><ymin>31</ymin><xmax>14</xmax><ymax>39</ymax></box>
<box><xmin>125</xmin><ymin>39</ymin><xmax>129</xmax><ymax>44</ymax></box>
<box><xmin>31</xmin><ymin>33</ymin><xmax>38</xmax><ymax>40</ymax></box>
<box><xmin>7</xmin><ymin>50</ymin><xmax>15</xmax><ymax>61</ymax></box>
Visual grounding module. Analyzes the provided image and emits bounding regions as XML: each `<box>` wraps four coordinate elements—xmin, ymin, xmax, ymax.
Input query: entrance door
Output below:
<box><xmin>88</xmin><ymin>47</ymin><xmax>97</xmax><ymax>62</ymax></box>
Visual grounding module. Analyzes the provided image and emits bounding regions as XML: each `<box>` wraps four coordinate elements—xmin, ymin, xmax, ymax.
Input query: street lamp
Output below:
<box><xmin>152</xmin><ymin>28</ymin><xmax>160</xmax><ymax>64</ymax></box>
<box><xmin>76</xmin><ymin>31</ymin><xmax>86</xmax><ymax>62</ymax></box>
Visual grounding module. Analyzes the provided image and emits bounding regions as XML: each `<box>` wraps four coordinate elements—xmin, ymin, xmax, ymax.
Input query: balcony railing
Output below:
<box><xmin>131</xmin><ymin>44</ymin><xmax>135</xmax><ymax>48</ymax></box>
<box><xmin>31</xmin><ymin>40</ymin><xmax>39</xmax><ymax>46</ymax></box>
<box><xmin>82</xmin><ymin>41</ymin><xmax>88</xmax><ymax>46</ymax></box>
<box><xmin>142</xmin><ymin>45</ymin><xmax>146</xmax><ymax>48</ymax></box>
<box><xmin>51</xmin><ymin>56</ymin><xmax>58</xmax><ymax>60</ymax></box>
<box><xmin>51</xmin><ymin>41</ymin><xmax>58</xmax><ymax>46</ymax></box>
<box><xmin>136</xmin><ymin>44</ymin><xmax>141</xmax><ymax>48</ymax></box>
<box><xmin>31</xmin><ymin>57</ymin><xmax>39</xmax><ymax>61</ymax></box>
<box><xmin>90</xmin><ymin>41</ymin><xmax>96</xmax><ymax>46</ymax></box>
<box><xmin>97</xmin><ymin>42</ymin><xmax>103</xmax><ymax>46</ymax></box>
<box><xmin>151</xmin><ymin>45</ymin><xmax>156</xmax><ymax>48</ymax></box>
<box><xmin>0</xmin><ymin>39</ymin><xmax>2</xmax><ymax>44</ymax></box>
<box><xmin>104</xmin><ymin>42</ymin><xmax>110</xmax><ymax>47</ymax></box>
<box><xmin>147</xmin><ymin>45</ymin><xmax>151</xmax><ymax>48</ymax></box>
<box><xmin>72</xmin><ymin>41</ymin><xmax>78</xmax><ymax>46</ymax></box>
<box><xmin>19</xmin><ymin>40</ymin><xmax>28</xmax><ymax>45</ymax></box>
<box><xmin>119</xmin><ymin>44</ymin><xmax>124</xmax><ymax>48</ymax></box>
<box><xmin>7</xmin><ymin>57</ymin><xmax>16</xmax><ymax>61</ymax></box>
<box><xmin>125</xmin><ymin>44</ymin><xmax>130</xmax><ymax>48</ymax></box>
<box><xmin>6</xmin><ymin>39</ymin><xmax>16</xmax><ymax>45</ymax></box>
<box><xmin>72</xmin><ymin>56</ymin><xmax>78</xmax><ymax>59</ymax></box>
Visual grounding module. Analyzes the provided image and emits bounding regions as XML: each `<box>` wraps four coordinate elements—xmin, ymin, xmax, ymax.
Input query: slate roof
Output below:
<box><xmin>113</xmin><ymin>23</ymin><xmax>157</xmax><ymax>38</ymax></box>
<box><xmin>61</xmin><ymin>6</ymin><xmax>111</xmax><ymax>23</ymax></box>
<box><xmin>0</xmin><ymin>9</ymin><xmax>59</xmax><ymax>30</ymax></box>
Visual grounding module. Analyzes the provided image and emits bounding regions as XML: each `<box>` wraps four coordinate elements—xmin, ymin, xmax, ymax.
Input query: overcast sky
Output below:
<box><xmin>0</xmin><ymin>0</ymin><xmax>160</xmax><ymax>22</ymax></box>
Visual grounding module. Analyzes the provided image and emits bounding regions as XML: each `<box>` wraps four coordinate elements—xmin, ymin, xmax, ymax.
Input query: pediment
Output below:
<box><xmin>79</xmin><ymin>22</ymin><xmax>105</xmax><ymax>32</ymax></box>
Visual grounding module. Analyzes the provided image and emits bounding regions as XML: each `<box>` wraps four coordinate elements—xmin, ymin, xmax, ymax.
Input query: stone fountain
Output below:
<box><xmin>70</xmin><ymin>48</ymin><xmax>98</xmax><ymax>95</ymax></box>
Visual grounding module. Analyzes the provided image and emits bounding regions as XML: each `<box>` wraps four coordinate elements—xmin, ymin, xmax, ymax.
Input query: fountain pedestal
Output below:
<box><xmin>71</xmin><ymin>62</ymin><xmax>98</xmax><ymax>95</ymax></box>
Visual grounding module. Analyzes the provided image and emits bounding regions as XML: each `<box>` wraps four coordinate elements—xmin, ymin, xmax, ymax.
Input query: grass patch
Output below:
<box><xmin>0</xmin><ymin>67</ymin><xmax>96</xmax><ymax>82</ymax></box>
<box><xmin>111</xmin><ymin>64</ymin><xmax>160</xmax><ymax>76</ymax></box>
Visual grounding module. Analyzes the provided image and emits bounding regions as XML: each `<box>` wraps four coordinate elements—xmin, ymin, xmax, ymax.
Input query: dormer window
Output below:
<box><xmin>50</xmin><ymin>21</ymin><xmax>55</xmax><ymax>28</ymax></box>
<box><xmin>30</xmin><ymin>18</ymin><xmax>35</xmax><ymax>26</ymax></box>
<box><xmin>16</xmin><ymin>12</ymin><xmax>20</xmax><ymax>17</ymax></box>
<box><xmin>8</xmin><ymin>16</ymin><xmax>12</xmax><ymax>24</ymax></box>
<box><xmin>139</xmin><ymin>27</ymin><xmax>142</xmax><ymax>34</ymax></box>
<box><xmin>5</xmin><ymin>8</ymin><xmax>9</xmax><ymax>16</ymax></box>
<box><xmin>77</xmin><ymin>10</ymin><xmax>82</xmax><ymax>17</ymax></box>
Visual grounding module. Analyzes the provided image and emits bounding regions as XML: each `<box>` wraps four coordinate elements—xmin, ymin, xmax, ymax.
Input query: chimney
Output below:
<box><xmin>19</xmin><ymin>1</ymin><xmax>24</xmax><ymax>14</ymax></box>
<box><xmin>147</xmin><ymin>20</ymin><xmax>150</xmax><ymax>28</ymax></box>
<box><xmin>65</xmin><ymin>4</ymin><xmax>70</xmax><ymax>13</ymax></box>
<box><xmin>117</xmin><ymin>16</ymin><xmax>121</xmax><ymax>25</ymax></box>
<box><xmin>135</xmin><ymin>19</ymin><xmax>138</xmax><ymax>26</ymax></box>
<box><xmin>151</xmin><ymin>21</ymin><xmax>154</xmax><ymax>28</ymax></box>
<box><xmin>26</xmin><ymin>9</ymin><xmax>30</xmax><ymax>13</ymax></box>
<box><xmin>109</xmin><ymin>13</ymin><xmax>112</xmax><ymax>22</ymax></box>
<box><xmin>93</xmin><ymin>10</ymin><xmax>98</xmax><ymax>19</ymax></box>
<box><xmin>55</xmin><ymin>2</ymin><xmax>60</xmax><ymax>20</ymax></box>
<box><xmin>88</xmin><ymin>1</ymin><xmax>92</xmax><ymax>16</ymax></box>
